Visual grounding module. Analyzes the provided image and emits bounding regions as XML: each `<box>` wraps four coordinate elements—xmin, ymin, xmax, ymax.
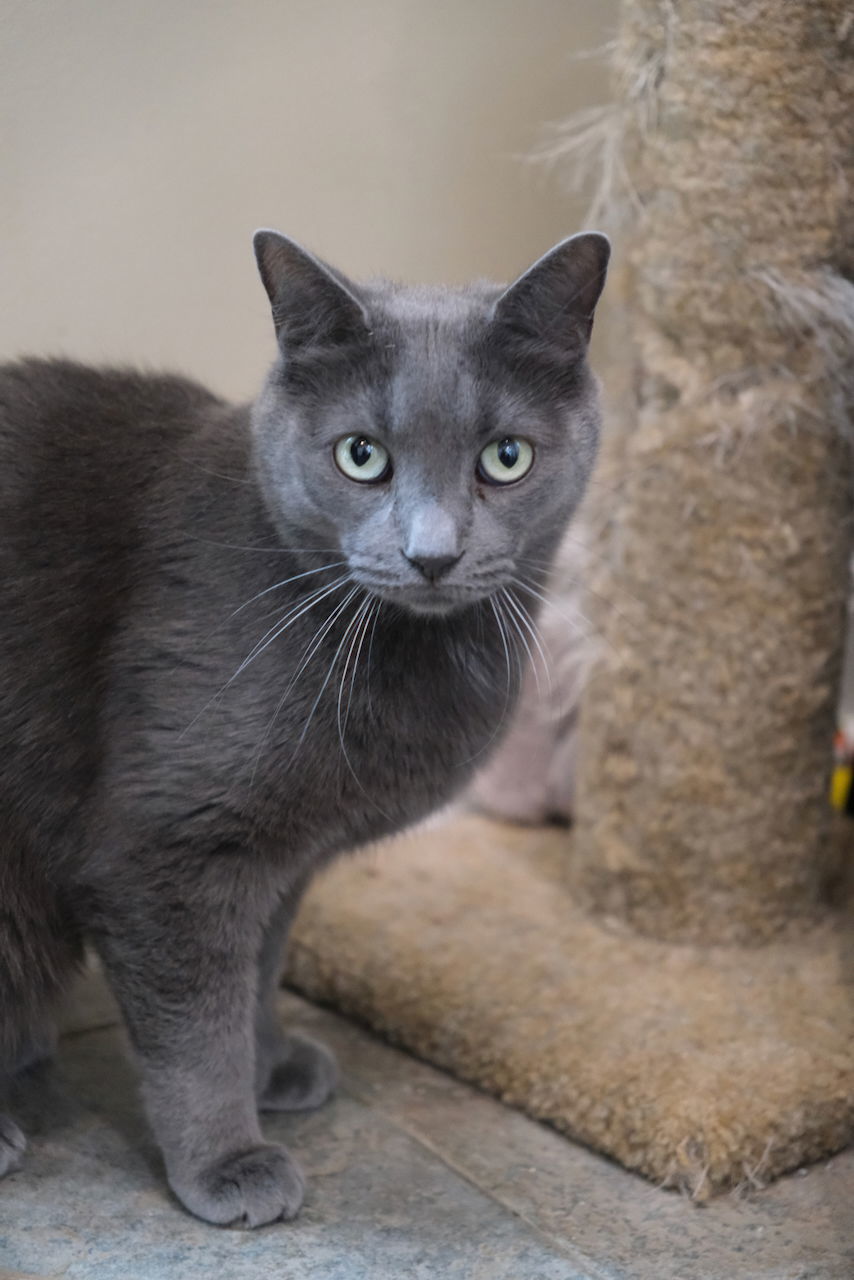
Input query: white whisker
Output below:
<box><xmin>341</xmin><ymin>597</ymin><xmax>376</xmax><ymax>745</ymax></box>
<box><xmin>182</xmin><ymin>574</ymin><xmax>350</xmax><ymax>736</ymax></box>
<box><xmin>233</xmin><ymin>574</ymin><xmax>352</xmax><ymax>680</ymax></box>
<box><xmin>364</xmin><ymin>597</ymin><xmax>383</xmax><ymax>718</ymax></box>
<box><xmin>333</xmin><ymin>597</ymin><xmax>390</xmax><ymax>817</ymax></box>
<box><xmin>248</xmin><ymin>585</ymin><xmax>362</xmax><ymax>784</ymax></box>
<box><xmin>499</xmin><ymin>587</ymin><xmax>544</xmax><ymax>697</ymax></box>
<box><xmin>509</xmin><ymin>576</ymin><xmax>589</xmax><ymax>637</ymax></box>
<box><xmin>226</xmin><ymin>561</ymin><xmax>348</xmax><ymax>621</ymax></box>
<box><xmin>186</xmin><ymin>536</ymin><xmax>343</xmax><ymax>554</ymax></box>
<box><xmin>287</xmin><ymin>590</ymin><xmax>368</xmax><ymax>768</ymax></box>
<box><xmin>337</xmin><ymin>596</ymin><xmax>373</xmax><ymax>763</ymax></box>
<box><xmin>489</xmin><ymin>594</ymin><xmax>517</xmax><ymax>717</ymax></box>
<box><xmin>516</xmin><ymin>546</ymin><xmax>647</xmax><ymax>614</ymax></box>
<box><xmin>274</xmin><ymin>585</ymin><xmax>362</xmax><ymax>720</ymax></box>
<box><xmin>454</xmin><ymin>595</ymin><xmax>521</xmax><ymax>769</ymax></box>
<box><xmin>510</xmin><ymin>574</ymin><xmax>621</xmax><ymax>660</ymax></box>
<box><xmin>502</xmin><ymin>586</ymin><xmax>552</xmax><ymax>695</ymax></box>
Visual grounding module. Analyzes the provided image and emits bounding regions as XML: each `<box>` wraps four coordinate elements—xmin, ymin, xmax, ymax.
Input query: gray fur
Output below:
<box><xmin>0</xmin><ymin>229</ymin><xmax>608</xmax><ymax>1225</ymax></box>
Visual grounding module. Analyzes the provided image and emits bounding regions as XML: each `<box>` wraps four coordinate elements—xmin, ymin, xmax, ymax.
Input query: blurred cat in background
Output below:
<box><xmin>469</xmin><ymin>530</ymin><xmax>591</xmax><ymax>825</ymax></box>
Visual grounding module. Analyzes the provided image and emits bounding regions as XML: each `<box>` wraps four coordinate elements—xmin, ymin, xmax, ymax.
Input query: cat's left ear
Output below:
<box><xmin>253</xmin><ymin>229</ymin><xmax>370</xmax><ymax>353</ymax></box>
<box><xmin>493</xmin><ymin>232</ymin><xmax>610</xmax><ymax>353</ymax></box>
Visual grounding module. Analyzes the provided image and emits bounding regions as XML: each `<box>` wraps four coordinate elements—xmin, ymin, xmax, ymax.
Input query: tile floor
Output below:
<box><xmin>0</xmin><ymin>968</ymin><xmax>852</xmax><ymax>1280</ymax></box>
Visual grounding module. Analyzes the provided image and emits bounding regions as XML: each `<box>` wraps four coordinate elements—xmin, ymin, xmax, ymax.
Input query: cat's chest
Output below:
<box><xmin>247</xmin><ymin>613</ymin><xmax>511</xmax><ymax>851</ymax></box>
<box><xmin>130</xmin><ymin>600</ymin><xmax>515</xmax><ymax>860</ymax></box>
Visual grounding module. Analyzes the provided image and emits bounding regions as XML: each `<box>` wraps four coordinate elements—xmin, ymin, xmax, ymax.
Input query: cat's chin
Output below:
<box><xmin>401</xmin><ymin>597</ymin><xmax>467</xmax><ymax>618</ymax></box>
<box><xmin>371</xmin><ymin>586</ymin><xmax>479</xmax><ymax>618</ymax></box>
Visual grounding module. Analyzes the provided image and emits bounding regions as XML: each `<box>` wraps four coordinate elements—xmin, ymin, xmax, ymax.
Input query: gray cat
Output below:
<box><xmin>0</xmin><ymin>228</ymin><xmax>608</xmax><ymax>1226</ymax></box>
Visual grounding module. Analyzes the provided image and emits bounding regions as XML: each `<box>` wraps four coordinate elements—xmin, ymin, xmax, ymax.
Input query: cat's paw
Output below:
<box><xmin>258</xmin><ymin>1033</ymin><xmax>338</xmax><ymax>1113</ymax></box>
<box><xmin>0</xmin><ymin>1115</ymin><xmax>26</xmax><ymax>1178</ymax></box>
<box><xmin>171</xmin><ymin>1142</ymin><xmax>304</xmax><ymax>1227</ymax></box>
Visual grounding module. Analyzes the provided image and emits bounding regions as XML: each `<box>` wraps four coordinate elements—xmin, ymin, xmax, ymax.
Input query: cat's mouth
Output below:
<box><xmin>354</xmin><ymin>577</ymin><xmax>487</xmax><ymax>617</ymax></box>
<box><xmin>397</xmin><ymin>588</ymin><xmax>469</xmax><ymax>616</ymax></box>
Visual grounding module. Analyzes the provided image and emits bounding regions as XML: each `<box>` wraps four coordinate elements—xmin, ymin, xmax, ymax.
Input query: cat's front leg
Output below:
<box><xmin>89</xmin><ymin>867</ymin><xmax>304</xmax><ymax>1227</ymax></box>
<box><xmin>0</xmin><ymin>1023</ymin><xmax>57</xmax><ymax>1177</ymax></box>
<box><xmin>254</xmin><ymin>888</ymin><xmax>338</xmax><ymax>1113</ymax></box>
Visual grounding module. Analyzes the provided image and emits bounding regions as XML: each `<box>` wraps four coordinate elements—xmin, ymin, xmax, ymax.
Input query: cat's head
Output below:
<box><xmin>251</xmin><ymin>230</ymin><xmax>609</xmax><ymax>616</ymax></box>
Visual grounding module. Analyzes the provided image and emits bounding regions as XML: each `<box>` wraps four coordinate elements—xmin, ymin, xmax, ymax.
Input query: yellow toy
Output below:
<box><xmin>830</xmin><ymin>730</ymin><xmax>854</xmax><ymax>814</ymax></box>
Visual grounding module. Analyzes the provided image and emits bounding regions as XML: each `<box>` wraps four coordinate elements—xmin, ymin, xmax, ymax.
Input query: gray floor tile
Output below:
<box><xmin>289</xmin><ymin>994</ymin><xmax>854</xmax><ymax>1279</ymax></box>
<box><xmin>3</xmin><ymin>971</ymin><xmax>853</xmax><ymax>1280</ymax></box>
<box><xmin>2</xmin><ymin>1026</ymin><xmax>581</xmax><ymax>1279</ymax></box>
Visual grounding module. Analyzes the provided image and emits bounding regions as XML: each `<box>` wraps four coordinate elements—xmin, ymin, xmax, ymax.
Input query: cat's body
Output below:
<box><xmin>0</xmin><ymin>230</ymin><xmax>608</xmax><ymax>1225</ymax></box>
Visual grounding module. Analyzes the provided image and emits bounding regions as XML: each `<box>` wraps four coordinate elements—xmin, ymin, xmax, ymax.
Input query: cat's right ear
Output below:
<box><xmin>253</xmin><ymin>230</ymin><xmax>370</xmax><ymax>355</ymax></box>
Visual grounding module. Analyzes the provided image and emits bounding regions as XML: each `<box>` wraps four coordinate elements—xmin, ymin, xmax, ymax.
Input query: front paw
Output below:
<box><xmin>258</xmin><ymin>1033</ymin><xmax>338</xmax><ymax>1113</ymax></box>
<box><xmin>171</xmin><ymin>1142</ymin><xmax>304</xmax><ymax>1227</ymax></box>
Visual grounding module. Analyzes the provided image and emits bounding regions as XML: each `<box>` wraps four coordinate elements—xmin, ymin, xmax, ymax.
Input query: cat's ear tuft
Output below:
<box><xmin>253</xmin><ymin>229</ymin><xmax>370</xmax><ymax>355</ymax></box>
<box><xmin>493</xmin><ymin>232</ymin><xmax>610</xmax><ymax>356</ymax></box>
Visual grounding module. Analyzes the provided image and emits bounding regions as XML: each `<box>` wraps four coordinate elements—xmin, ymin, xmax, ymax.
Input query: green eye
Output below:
<box><xmin>334</xmin><ymin>434</ymin><xmax>391</xmax><ymax>483</ymax></box>
<box><xmin>477</xmin><ymin>437</ymin><xmax>534</xmax><ymax>485</ymax></box>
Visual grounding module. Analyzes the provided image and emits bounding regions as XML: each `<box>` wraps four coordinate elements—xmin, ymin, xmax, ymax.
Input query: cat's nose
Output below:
<box><xmin>402</xmin><ymin>503</ymin><xmax>462</xmax><ymax>581</ymax></box>
<box><xmin>404</xmin><ymin>551</ymin><xmax>462</xmax><ymax>582</ymax></box>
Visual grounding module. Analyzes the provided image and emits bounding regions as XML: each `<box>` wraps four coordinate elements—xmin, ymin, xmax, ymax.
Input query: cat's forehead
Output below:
<box><xmin>361</xmin><ymin>284</ymin><xmax>493</xmax><ymax>431</ymax></box>
<box><xmin>364</xmin><ymin>280</ymin><xmax>497</xmax><ymax>336</ymax></box>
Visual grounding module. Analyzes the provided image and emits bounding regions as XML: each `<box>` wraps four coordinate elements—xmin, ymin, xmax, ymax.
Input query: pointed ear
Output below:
<box><xmin>493</xmin><ymin>232</ymin><xmax>610</xmax><ymax>356</ymax></box>
<box><xmin>253</xmin><ymin>229</ymin><xmax>370</xmax><ymax>355</ymax></box>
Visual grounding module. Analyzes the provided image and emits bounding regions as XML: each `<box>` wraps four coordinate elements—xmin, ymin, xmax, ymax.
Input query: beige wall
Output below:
<box><xmin>1</xmin><ymin>0</ymin><xmax>615</xmax><ymax>398</ymax></box>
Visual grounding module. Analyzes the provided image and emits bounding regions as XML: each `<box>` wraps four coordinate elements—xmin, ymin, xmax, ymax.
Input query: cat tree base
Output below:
<box><xmin>285</xmin><ymin>813</ymin><xmax>854</xmax><ymax>1197</ymax></box>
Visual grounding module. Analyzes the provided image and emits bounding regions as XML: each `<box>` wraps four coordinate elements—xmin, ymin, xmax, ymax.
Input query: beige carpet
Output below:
<box><xmin>285</xmin><ymin>813</ymin><xmax>854</xmax><ymax>1197</ymax></box>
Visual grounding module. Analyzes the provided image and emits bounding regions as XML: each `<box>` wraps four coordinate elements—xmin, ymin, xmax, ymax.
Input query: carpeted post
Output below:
<box><xmin>285</xmin><ymin>0</ymin><xmax>854</xmax><ymax>1197</ymax></box>
<box><xmin>571</xmin><ymin>0</ymin><xmax>854</xmax><ymax>944</ymax></box>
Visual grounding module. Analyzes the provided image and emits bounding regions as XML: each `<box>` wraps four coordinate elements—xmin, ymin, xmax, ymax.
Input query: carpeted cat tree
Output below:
<box><xmin>285</xmin><ymin>0</ymin><xmax>854</xmax><ymax>1195</ymax></box>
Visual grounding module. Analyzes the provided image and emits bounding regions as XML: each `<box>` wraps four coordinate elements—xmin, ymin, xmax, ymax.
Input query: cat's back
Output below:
<box><xmin>0</xmin><ymin>359</ymin><xmax>229</xmax><ymax>836</ymax></box>
<box><xmin>0</xmin><ymin>356</ymin><xmax>233</xmax><ymax>595</ymax></box>
<box><xmin>0</xmin><ymin>355</ymin><xmax>230</xmax><ymax>645</ymax></box>
<box><xmin>0</xmin><ymin>357</ymin><xmax>222</xmax><ymax>515</ymax></box>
